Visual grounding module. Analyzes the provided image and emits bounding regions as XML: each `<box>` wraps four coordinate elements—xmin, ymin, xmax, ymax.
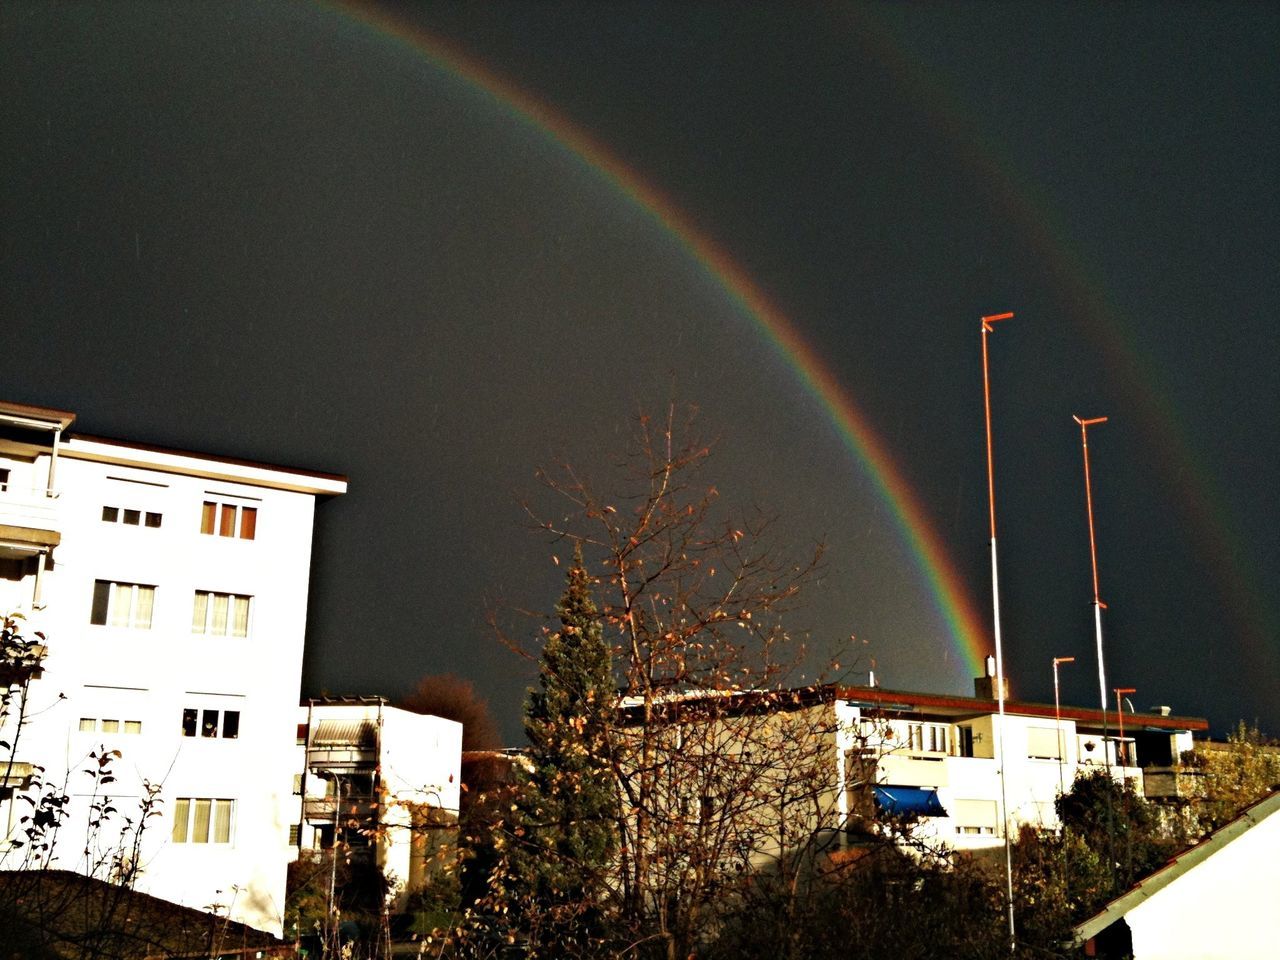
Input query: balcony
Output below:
<box><xmin>303</xmin><ymin>794</ymin><xmax>379</xmax><ymax>824</ymax></box>
<box><xmin>0</xmin><ymin>486</ymin><xmax>61</xmax><ymax>551</ymax></box>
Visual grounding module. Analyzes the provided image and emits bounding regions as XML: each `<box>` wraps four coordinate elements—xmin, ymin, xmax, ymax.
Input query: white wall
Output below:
<box><xmin>3</xmin><ymin>441</ymin><xmax>338</xmax><ymax>936</ymax></box>
<box><xmin>1125</xmin><ymin>804</ymin><xmax>1280</xmax><ymax>959</ymax></box>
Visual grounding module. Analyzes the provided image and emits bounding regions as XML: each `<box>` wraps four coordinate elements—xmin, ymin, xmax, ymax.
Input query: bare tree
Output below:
<box><xmin>510</xmin><ymin>406</ymin><xmax>841</xmax><ymax>959</ymax></box>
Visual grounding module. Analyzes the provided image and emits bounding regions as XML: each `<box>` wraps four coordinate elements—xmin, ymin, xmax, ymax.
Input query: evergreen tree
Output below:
<box><xmin>509</xmin><ymin>546</ymin><xmax>617</xmax><ymax>955</ymax></box>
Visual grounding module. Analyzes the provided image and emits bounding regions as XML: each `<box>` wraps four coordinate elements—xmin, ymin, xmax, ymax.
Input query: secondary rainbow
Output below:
<box><xmin>323</xmin><ymin>0</ymin><xmax>993</xmax><ymax>678</ymax></box>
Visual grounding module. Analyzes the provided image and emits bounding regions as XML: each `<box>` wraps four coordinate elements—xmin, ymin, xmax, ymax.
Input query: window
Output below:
<box><xmin>101</xmin><ymin>506</ymin><xmax>163</xmax><ymax>528</ymax></box>
<box><xmin>288</xmin><ymin>824</ymin><xmax>301</xmax><ymax>845</ymax></box>
<box><xmin>201</xmin><ymin>501</ymin><xmax>257</xmax><ymax>540</ymax></box>
<box><xmin>191</xmin><ymin>591</ymin><xmax>251</xmax><ymax>637</ymax></box>
<box><xmin>293</xmin><ymin>774</ymin><xmax>303</xmax><ymax>795</ymax></box>
<box><xmin>953</xmin><ymin>798</ymin><xmax>998</xmax><ymax>835</ymax></box>
<box><xmin>958</xmin><ymin>726</ymin><xmax>976</xmax><ymax>758</ymax></box>
<box><xmin>77</xmin><ymin>717</ymin><xmax>142</xmax><ymax>734</ymax></box>
<box><xmin>89</xmin><ymin>581</ymin><xmax>155</xmax><ymax>629</ymax></box>
<box><xmin>181</xmin><ymin>707</ymin><xmax>239</xmax><ymax>738</ymax></box>
<box><xmin>1027</xmin><ymin>726</ymin><xmax>1065</xmax><ymax>760</ymax></box>
<box><xmin>171</xmin><ymin>798</ymin><xmax>234</xmax><ymax>844</ymax></box>
<box><xmin>0</xmin><ymin>468</ymin><xmax>9</xmax><ymax>492</ymax></box>
<box><xmin>296</xmin><ymin>723</ymin><xmax>308</xmax><ymax>745</ymax></box>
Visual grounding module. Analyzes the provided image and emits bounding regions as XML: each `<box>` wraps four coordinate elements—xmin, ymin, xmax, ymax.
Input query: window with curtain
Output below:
<box><xmin>89</xmin><ymin>580</ymin><xmax>156</xmax><ymax>629</ymax></box>
<box><xmin>192</xmin><ymin>591</ymin><xmax>252</xmax><ymax>637</ymax></box>
<box><xmin>172</xmin><ymin>798</ymin><xmax>234</xmax><ymax>844</ymax></box>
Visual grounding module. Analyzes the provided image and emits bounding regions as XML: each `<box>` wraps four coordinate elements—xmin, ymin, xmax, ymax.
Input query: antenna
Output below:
<box><xmin>982</xmin><ymin>310</ymin><xmax>1016</xmax><ymax>953</ymax></box>
<box><xmin>1052</xmin><ymin>656</ymin><xmax>1076</xmax><ymax>794</ymax></box>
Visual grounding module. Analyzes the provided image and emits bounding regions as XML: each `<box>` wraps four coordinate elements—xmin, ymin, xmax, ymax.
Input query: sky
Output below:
<box><xmin>3</xmin><ymin>1</ymin><xmax>1276</xmax><ymax>741</ymax></box>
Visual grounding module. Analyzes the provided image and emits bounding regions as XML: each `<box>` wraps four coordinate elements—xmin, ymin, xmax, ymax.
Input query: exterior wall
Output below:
<box><xmin>1123</xmin><ymin>804</ymin><xmax>1280</xmax><ymax>959</ymax></box>
<box><xmin>2</xmin><ymin>431</ymin><xmax>342</xmax><ymax>936</ymax></box>
<box><xmin>838</xmin><ymin>702</ymin><xmax>1148</xmax><ymax>853</ymax></box>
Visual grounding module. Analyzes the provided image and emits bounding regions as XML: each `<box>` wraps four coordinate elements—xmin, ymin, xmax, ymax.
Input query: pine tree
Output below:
<box><xmin>509</xmin><ymin>545</ymin><xmax>617</xmax><ymax>955</ymax></box>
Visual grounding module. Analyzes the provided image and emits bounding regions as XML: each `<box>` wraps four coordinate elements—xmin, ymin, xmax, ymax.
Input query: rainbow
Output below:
<box><xmin>850</xmin><ymin>7</ymin><xmax>1278</xmax><ymax>684</ymax></box>
<box><xmin>321</xmin><ymin>1</ymin><xmax>993</xmax><ymax>678</ymax></box>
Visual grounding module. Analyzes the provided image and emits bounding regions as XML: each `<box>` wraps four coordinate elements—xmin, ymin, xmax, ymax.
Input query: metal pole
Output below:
<box><xmin>1114</xmin><ymin>688</ymin><xmax>1135</xmax><ymax>769</ymax></box>
<box><xmin>1074</xmin><ymin>416</ymin><xmax>1110</xmax><ymax>755</ymax></box>
<box><xmin>1053</xmin><ymin>657</ymin><xmax>1075</xmax><ymax>795</ymax></box>
<box><xmin>982</xmin><ymin>311</ymin><xmax>1016</xmax><ymax>952</ymax></box>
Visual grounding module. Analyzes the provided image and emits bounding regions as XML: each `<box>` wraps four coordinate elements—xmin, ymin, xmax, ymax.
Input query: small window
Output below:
<box><xmin>102</xmin><ymin>506</ymin><xmax>119</xmax><ymax>522</ymax></box>
<box><xmin>123</xmin><ymin>509</ymin><xmax>141</xmax><ymax>526</ymax></box>
<box><xmin>0</xmin><ymin>468</ymin><xmax>10</xmax><ymax>492</ymax></box>
<box><xmin>288</xmin><ymin>824</ymin><xmax>301</xmax><ymax>845</ymax></box>
<box><xmin>145</xmin><ymin>512</ymin><xmax>162</xmax><ymax>528</ymax></box>
<box><xmin>89</xmin><ymin>580</ymin><xmax>156</xmax><ymax>629</ymax></box>
<box><xmin>101</xmin><ymin>719</ymin><xmax>119</xmax><ymax>733</ymax></box>
<box><xmin>202</xmin><ymin>501</ymin><xmax>257</xmax><ymax>540</ymax></box>
<box><xmin>296</xmin><ymin>723</ymin><xmax>308</xmax><ymax>745</ymax></box>
<box><xmin>292</xmin><ymin>774</ymin><xmax>303</xmax><ymax>795</ymax></box>
<box><xmin>124</xmin><ymin>720</ymin><xmax>142</xmax><ymax>735</ymax></box>
<box><xmin>79</xmin><ymin>717</ymin><xmax>95</xmax><ymax>732</ymax></box>
<box><xmin>102</xmin><ymin>506</ymin><xmax>163</xmax><ymax>528</ymax></box>
<box><xmin>183</xmin><ymin>707</ymin><xmax>240</xmax><ymax>739</ymax></box>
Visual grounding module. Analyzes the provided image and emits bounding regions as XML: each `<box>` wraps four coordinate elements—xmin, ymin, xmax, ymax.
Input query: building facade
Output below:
<box><xmin>293</xmin><ymin>698</ymin><xmax>462</xmax><ymax>909</ymax></box>
<box><xmin>832</xmin><ymin>665</ymin><xmax>1207</xmax><ymax>852</ymax></box>
<box><xmin>0</xmin><ymin>400</ymin><xmax>345</xmax><ymax>935</ymax></box>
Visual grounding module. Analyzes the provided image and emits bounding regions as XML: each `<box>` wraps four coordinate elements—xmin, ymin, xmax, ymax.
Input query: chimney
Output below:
<box><xmin>1154</xmin><ymin>705</ymin><xmax>1172</xmax><ymax>717</ymax></box>
<box><xmin>974</xmin><ymin>654</ymin><xmax>1010</xmax><ymax>700</ymax></box>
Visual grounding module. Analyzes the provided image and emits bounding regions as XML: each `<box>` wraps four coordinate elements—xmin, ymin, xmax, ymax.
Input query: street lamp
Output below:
<box><xmin>1052</xmin><ymin>656</ymin><xmax>1076</xmax><ymax>794</ymax></box>
<box><xmin>981</xmin><ymin>310</ymin><xmax>1016</xmax><ymax>953</ymax></box>
<box><xmin>1073</xmin><ymin>415</ymin><xmax>1111</xmax><ymax>757</ymax></box>
<box><xmin>1114</xmin><ymin>687</ymin><xmax>1136</xmax><ymax>769</ymax></box>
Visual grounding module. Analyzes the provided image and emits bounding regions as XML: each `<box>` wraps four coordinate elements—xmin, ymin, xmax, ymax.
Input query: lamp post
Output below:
<box><xmin>1053</xmin><ymin>656</ymin><xmax>1076</xmax><ymax>794</ymax></box>
<box><xmin>1114</xmin><ymin>687</ymin><xmax>1136</xmax><ymax>769</ymax></box>
<box><xmin>1073</xmin><ymin>415</ymin><xmax>1111</xmax><ymax>756</ymax></box>
<box><xmin>981</xmin><ymin>310</ymin><xmax>1016</xmax><ymax>952</ymax></box>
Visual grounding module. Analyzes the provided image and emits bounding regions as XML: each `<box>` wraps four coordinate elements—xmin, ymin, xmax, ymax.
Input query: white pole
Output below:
<box><xmin>982</xmin><ymin>312</ymin><xmax>1016</xmax><ymax>952</ymax></box>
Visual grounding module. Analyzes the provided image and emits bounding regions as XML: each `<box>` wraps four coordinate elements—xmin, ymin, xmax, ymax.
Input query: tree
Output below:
<box><xmin>513</xmin><ymin>406</ymin><xmax>834</xmax><ymax>960</ymax></box>
<box><xmin>400</xmin><ymin>673</ymin><xmax>502</xmax><ymax>753</ymax></box>
<box><xmin>506</xmin><ymin>545</ymin><xmax>618</xmax><ymax>955</ymax></box>
<box><xmin>1187</xmin><ymin>721</ymin><xmax>1280</xmax><ymax>832</ymax></box>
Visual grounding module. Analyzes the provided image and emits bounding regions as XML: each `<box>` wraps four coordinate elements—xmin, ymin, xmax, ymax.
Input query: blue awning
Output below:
<box><xmin>873</xmin><ymin>785</ymin><xmax>947</xmax><ymax>817</ymax></box>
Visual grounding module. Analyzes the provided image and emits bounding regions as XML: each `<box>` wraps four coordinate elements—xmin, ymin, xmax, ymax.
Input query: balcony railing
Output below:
<box><xmin>303</xmin><ymin>795</ymin><xmax>379</xmax><ymax>824</ymax></box>
<box><xmin>0</xmin><ymin>486</ymin><xmax>60</xmax><ymax>536</ymax></box>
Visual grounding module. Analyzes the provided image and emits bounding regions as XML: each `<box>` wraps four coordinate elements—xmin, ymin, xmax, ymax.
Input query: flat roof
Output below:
<box><xmin>0</xmin><ymin>400</ymin><xmax>76</xmax><ymax>431</ymax></box>
<box><xmin>837</xmin><ymin>684</ymin><xmax>1209</xmax><ymax>732</ymax></box>
<box><xmin>62</xmin><ymin>434</ymin><xmax>347</xmax><ymax>496</ymax></box>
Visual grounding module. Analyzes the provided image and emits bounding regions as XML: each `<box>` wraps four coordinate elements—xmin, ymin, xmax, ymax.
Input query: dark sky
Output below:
<box><xmin>3</xmin><ymin>1</ymin><xmax>1276</xmax><ymax>740</ymax></box>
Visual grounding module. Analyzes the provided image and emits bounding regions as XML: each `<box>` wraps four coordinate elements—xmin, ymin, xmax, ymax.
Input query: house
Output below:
<box><xmin>1072</xmin><ymin>787</ymin><xmax>1280</xmax><ymax>959</ymax></box>
<box><xmin>0</xmin><ymin>400</ymin><xmax>345</xmax><ymax>935</ymax></box>
<box><xmin>833</xmin><ymin>660</ymin><xmax>1208</xmax><ymax>851</ymax></box>
<box><xmin>294</xmin><ymin>697</ymin><xmax>462</xmax><ymax>909</ymax></box>
<box><xmin>612</xmin><ymin>661</ymin><xmax>1207</xmax><ymax>866</ymax></box>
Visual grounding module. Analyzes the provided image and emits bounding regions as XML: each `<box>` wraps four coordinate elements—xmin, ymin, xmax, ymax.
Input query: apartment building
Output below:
<box><xmin>0</xmin><ymin>400</ymin><xmax>345</xmax><ymax>935</ymax></box>
<box><xmin>293</xmin><ymin>697</ymin><xmax>462</xmax><ymax>909</ymax></box>
<box><xmin>832</xmin><ymin>662</ymin><xmax>1208</xmax><ymax>852</ymax></box>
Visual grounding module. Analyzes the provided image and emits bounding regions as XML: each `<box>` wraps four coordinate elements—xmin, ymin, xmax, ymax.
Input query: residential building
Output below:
<box><xmin>614</xmin><ymin>663</ymin><xmax>1207</xmax><ymax>867</ymax></box>
<box><xmin>0</xmin><ymin>400</ymin><xmax>345</xmax><ymax>935</ymax></box>
<box><xmin>833</xmin><ymin>661</ymin><xmax>1207</xmax><ymax>851</ymax></box>
<box><xmin>294</xmin><ymin>697</ymin><xmax>462</xmax><ymax>909</ymax></box>
<box><xmin>1073</xmin><ymin>787</ymin><xmax>1280</xmax><ymax>959</ymax></box>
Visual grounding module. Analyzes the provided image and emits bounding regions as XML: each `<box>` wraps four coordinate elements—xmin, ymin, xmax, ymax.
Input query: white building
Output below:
<box><xmin>832</xmin><ymin>664</ymin><xmax>1207</xmax><ymax>852</ymax></box>
<box><xmin>0</xmin><ymin>400</ymin><xmax>345</xmax><ymax>935</ymax></box>
<box><xmin>294</xmin><ymin>698</ymin><xmax>462</xmax><ymax>908</ymax></box>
